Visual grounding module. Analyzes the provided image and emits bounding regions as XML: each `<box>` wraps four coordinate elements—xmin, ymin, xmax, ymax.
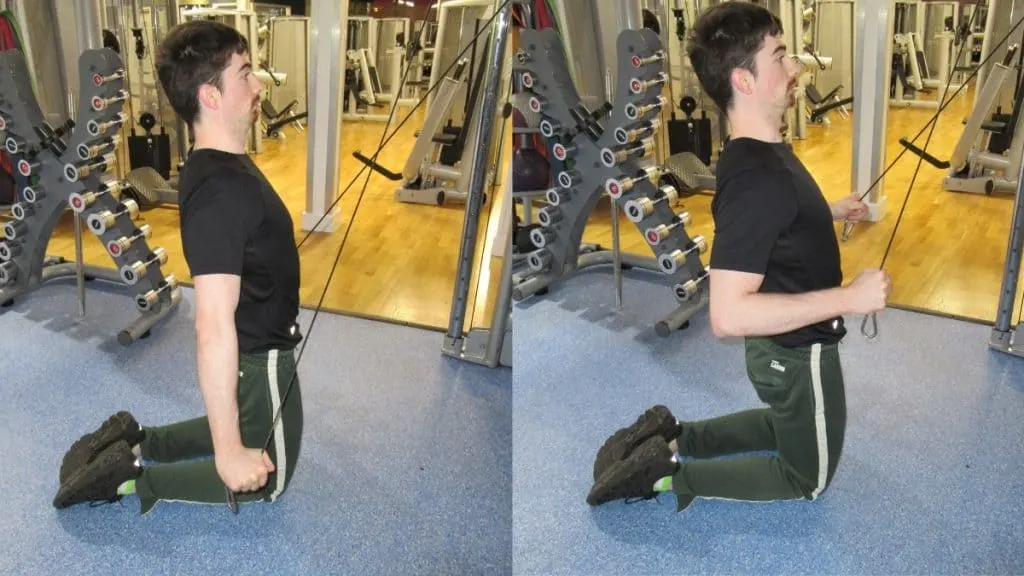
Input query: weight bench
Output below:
<box><xmin>805</xmin><ymin>84</ymin><xmax>849</xmax><ymax>122</ymax></box>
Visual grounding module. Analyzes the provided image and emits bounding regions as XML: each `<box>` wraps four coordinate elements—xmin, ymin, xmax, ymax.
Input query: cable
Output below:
<box><xmin>853</xmin><ymin>6</ymin><xmax>1015</xmax><ymax>339</ymax></box>
<box><xmin>296</xmin><ymin>1</ymin><xmax>511</xmax><ymax>249</ymax></box>
<box><xmin>226</xmin><ymin>0</ymin><xmax>512</xmax><ymax>513</ymax></box>
<box><xmin>844</xmin><ymin>10</ymin><xmax>1022</xmax><ymax>232</ymax></box>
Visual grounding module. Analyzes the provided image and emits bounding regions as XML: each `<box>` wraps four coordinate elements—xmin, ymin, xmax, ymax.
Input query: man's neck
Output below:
<box><xmin>192</xmin><ymin>123</ymin><xmax>247</xmax><ymax>155</ymax></box>
<box><xmin>726</xmin><ymin>105</ymin><xmax>784</xmax><ymax>143</ymax></box>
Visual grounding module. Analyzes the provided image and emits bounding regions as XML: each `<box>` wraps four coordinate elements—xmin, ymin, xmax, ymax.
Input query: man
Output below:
<box><xmin>587</xmin><ymin>3</ymin><xmax>890</xmax><ymax>511</ymax></box>
<box><xmin>53</xmin><ymin>20</ymin><xmax>304</xmax><ymax>514</ymax></box>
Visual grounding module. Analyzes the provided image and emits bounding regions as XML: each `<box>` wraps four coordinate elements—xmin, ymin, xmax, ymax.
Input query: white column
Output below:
<box><xmin>303</xmin><ymin>0</ymin><xmax>348</xmax><ymax>233</ymax></box>
<box><xmin>850</xmin><ymin>0</ymin><xmax>893</xmax><ymax>220</ymax></box>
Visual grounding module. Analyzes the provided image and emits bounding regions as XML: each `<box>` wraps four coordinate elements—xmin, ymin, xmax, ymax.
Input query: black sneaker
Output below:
<box><xmin>593</xmin><ymin>405</ymin><xmax>678</xmax><ymax>480</ymax></box>
<box><xmin>53</xmin><ymin>440</ymin><xmax>141</xmax><ymax>509</ymax></box>
<box><xmin>587</xmin><ymin>435</ymin><xmax>677</xmax><ymax>506</ymax></box>
<box><xmin>60</xmin><ymin>411</ymin><xmax>144</xmax><ymax>484</ymax></box>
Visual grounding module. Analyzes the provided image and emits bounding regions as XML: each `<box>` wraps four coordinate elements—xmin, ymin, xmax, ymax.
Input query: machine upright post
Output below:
<box><xmin>445</xmin><ymin>0</ymin><xmax>511</xmax><ymax>346</ymax></box>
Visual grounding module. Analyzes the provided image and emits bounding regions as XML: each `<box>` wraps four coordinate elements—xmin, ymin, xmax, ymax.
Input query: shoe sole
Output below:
<box><xmin>587</xmin><ymin>436</ymin><xmax>676</xmax><ymax>506</ymax></box>
<box><xmin>59</xmin><ymin>412</ymin><xmax>141</xmax><ymax>484</ymax></box>
<box><xmin>54</xmin><ymin>440</ymin><xmax>137</xmax><ymax>509</ymax></box>
<box><xmin>593</xmin><ymin>405</ymin><xmax>675</xmax><ymax>480</ymax></box>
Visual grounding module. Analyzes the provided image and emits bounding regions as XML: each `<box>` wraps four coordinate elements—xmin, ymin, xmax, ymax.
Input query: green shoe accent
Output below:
<box><xmin>653</xmin><ymin>476</ymin><xmax>673</xmax><ymax>492</ymax></box>
<box><xmin>117</xmin><ymin>479</ymin><xmax>136</xmax><ymax>495</ymax></box>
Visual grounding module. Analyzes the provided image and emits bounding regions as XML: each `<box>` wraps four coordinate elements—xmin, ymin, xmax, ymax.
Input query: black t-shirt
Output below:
<box><xmin>709</xmin><ymin>137</ymin><xmax>846</xmax><ymax>347</ymax></box>
<box><xmin>177</xmin><ymin>148</ymin><xmax>302</xmax><ymax>353</ymax></box>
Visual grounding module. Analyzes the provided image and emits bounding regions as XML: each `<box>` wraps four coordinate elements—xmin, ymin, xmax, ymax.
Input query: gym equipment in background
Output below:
<box><xmin>900</xmin><ymin>45</ymin><xmax>1024</xmax><ymax>195</ymax></box>
<box><xmin>512</xmin><ymin>26</ymin><xmax>709</xmax><ymax>337</ymax></box>
<box><xmin>0</xmin><ymin>47</ymin><xmax>180</xmax><ymax>345</ymax></box>
<box><xmin>354</xmin><ymin>53</ymin><xmax>495</xmax><ymax>207</ymax></box>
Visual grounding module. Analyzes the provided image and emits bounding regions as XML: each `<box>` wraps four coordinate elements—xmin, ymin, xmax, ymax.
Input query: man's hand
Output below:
<box><xmin>216</xmin><ymin>445</ymin><xmax>276</xmax><ymax>493</ymax></box>
<box><xmin>830</xmin><ymin>192</ymin><xmax>869</xmax><ymax>221</ymax></box>
<box><xmin>843</xmin><ymin>269</ymin><xmax>891</xmax><ymax>314</ymax></box>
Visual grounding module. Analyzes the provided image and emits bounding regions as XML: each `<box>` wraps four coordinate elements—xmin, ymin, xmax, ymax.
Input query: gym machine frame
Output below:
<box><xmin>899</xmin><ymin>46</ymin><xmax>1024</xmax><ymax>195</ymax></box>
<box><xmin>442</xmin><ymin>0</ymin><xmax>511</xmax><ymax>368</ymax></box>
<box><xmin>512</xmin><ymin>26</ymin><xmax>710</xmax><ymax>337</ymax></box>
<box><xmin>0</xmin><ymin>47</ymin><xmax>180</xmax><ymax>345</ymax></box>
<box><xmin>990</xmin><ymin>152</ymin><xmax>1024</xmax><ymax>359</ymax></box>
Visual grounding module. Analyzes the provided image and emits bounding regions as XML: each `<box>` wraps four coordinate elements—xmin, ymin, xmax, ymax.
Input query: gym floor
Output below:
<box><xmin>513</xmin><ymin>269</ymin><xmax>1024</xmax><ymax>575</ymax></box>
<box><xmin>2</xmin><ymin>280</ymin><xmax>511</xmax><ymax>575</ymax></box>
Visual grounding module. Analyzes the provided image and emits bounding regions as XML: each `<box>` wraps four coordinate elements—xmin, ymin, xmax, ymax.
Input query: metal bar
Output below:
<box><xmin>302</xmin><ymin>0</ymin><xmax>347</xmax><ymax>233</ymax></box>
<box><xmin>445</xmin><ymin>0</ymin><xmax>511</xmax><ymax>341</ymax></box>
<box><xmin>993</xmin><ymin>154</ymin><xmax>1024</xmax><ymax>334</ymax></box>
<box><xmin>484</xmin><ymin>242</ymin><xmax>513</xmax><ymax>367</ymax></box>
<box><xmin>850</xmin><ymin>0</ymin><xmax>893</xmax><ymax>217</ymax></box>
<box><xmin>73</xmin><ymin>0</ymin><xmax>103</xmax><ymax>318</ymax></box>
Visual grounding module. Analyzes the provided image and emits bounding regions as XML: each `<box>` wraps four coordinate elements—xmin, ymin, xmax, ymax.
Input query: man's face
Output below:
<box><xmin>747</xmin><ymin>33</ymin><xmax>801</xmax><ymax>111</ymax></box>
<box><xmin>212</xmin><ymin>52</ymin><xmax>263</xmax><ymax>130</ymax></box>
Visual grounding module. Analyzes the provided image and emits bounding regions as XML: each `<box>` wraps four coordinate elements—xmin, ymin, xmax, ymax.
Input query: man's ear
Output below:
<box><xmin>197</xmin><ymin>83</ymin><xmax>220</xmax><ymax>112</ymax></box>
<box><xmin>730</xmin><ymin>68</ymin><xmax>753</xmax><ymax>97</ymax></box>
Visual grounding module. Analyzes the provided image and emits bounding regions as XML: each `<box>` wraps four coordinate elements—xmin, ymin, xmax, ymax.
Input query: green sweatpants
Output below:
<box><xmin>671</xmin><ymin>336</ymin><xmax>846</xmax><ymax>510</ymax></box>
<box><xmin>135</xmin><ymin>349</ymin><xmax>303</xmax><ymax>514</ymax></box>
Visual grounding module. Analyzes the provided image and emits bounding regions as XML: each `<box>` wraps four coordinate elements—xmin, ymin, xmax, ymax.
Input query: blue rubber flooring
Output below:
<box><xmin>0</xmin><ymin>278</ymin><xmax>511</xmax><ymax>575</ymax></box>
<box><xmin>513</xmin><ymin>266</ymin><xmax>1024</xmax><ymax>575</ymax></box>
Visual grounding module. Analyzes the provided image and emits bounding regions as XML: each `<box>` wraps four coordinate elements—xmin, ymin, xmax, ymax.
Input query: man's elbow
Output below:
<box><xmin>709</xmin><ymin>302</ymin><xmax>741</xmax><ymax>338</ymax></box>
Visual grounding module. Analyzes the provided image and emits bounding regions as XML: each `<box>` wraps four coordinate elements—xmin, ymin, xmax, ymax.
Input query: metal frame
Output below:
<box><xmin>302</xmin><ymin>0</ymin><xmax>349</xmax><ymax>234</ymax></box>
<box><xmin>850</xmin><ymin>0</ymin><xmax>892</xmax><ymax>219</ymax></box>
<box><xmin>442</xmin><ymin>0</ymin><xmax>511</xmax><ymax>368</ymax></box>
<box><xmin>990</xmin><ymin>155</ymin><xmax>1024</xmax><ymax>359</ymax></box>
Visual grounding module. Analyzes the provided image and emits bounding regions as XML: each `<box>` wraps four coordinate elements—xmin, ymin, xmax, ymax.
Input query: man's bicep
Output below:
<box><xmin>708</xmin><ymin>268</ymin><xmax>764</xmax><ymax>335</ymax></box>
<box><xmin>193</xmin><ymin>274</ymin><xmax>241</xmax><ymax>327</ymax></box>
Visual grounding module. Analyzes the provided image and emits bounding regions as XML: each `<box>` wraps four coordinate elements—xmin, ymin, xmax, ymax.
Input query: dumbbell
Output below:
<box><xmin>3</xmin><ymin>220</ymin><xmax>27</xmax><ymax>241</ymax></box>
<box><xmin>540</xmin><ymin>117</ymin><xmax>563</xmax><ymax>138</ymax></box>
<box><xmin>557</xmin><ymin>169</ymin><xmax>581</xmax><ymax>189</ymax></box>
<box><xmin>537</xmin><ymin>205</ymin><xmax>562</xmax><ymax>227</ymax></box>
<box><xmin>624</xmin><ymin>184</ymin><xmax>679</xmax><ymax>222</ymax></box>
<box><xmin>624</xmin><ymin>95</ymin><xmax>668</xmax><ymax>121</ymax></box>
<box><xmin>605</xmin><ymin>165</ymin><xmax>664</xmax><ymax>199</ymax></box>
<box><xmin>91</xmin><ymin>69</ymin><xmax>125</xmax><ymax>87</ymax></box>
<box><xmin>520</xmin><ymin>71</ymin><xmax>535</xmax><ymax>89</ymax></box>
<box><xmin>5</xmin><ymin>134</ymin><xmax>26</xmax><ymax>154</ymax></box>
<box><xmin>0</xmin><ymin>240</ymin><xmax>20</xmax><ymax>261</ymax></box>
<box><xmin>529</xmin><ymin>223</ymin><xmax>558</xmax><ymax>248</ymax></box>
<box><xmin>615</xmin><ymin>118</ymin><xmax>662</xmax><ymax>145</ymax></box>
<box><xmin>69</xmin><ymin>179</ymin><xmax>130</xmax><ymax>213</ymax></box>
<box><xmin>545</xmin><ymin>188</ymin><xmax>569</xmax><ymax>206</ymax></box>
<box><xmin>600</xmin><ymin>137</ymin><xmax>656</xmax><ymax>167</ymax></box>
<box><xmin>16</xmin><ymin>158</ymin><xmax>40</xmax><ymax>177</ymax></box>
<box><xmin>22</xmin><ymin>185</ymin><xmax>45</xmax><ymax>203</ymax></box>
<box><xmin>658</xmin><ymin>236</ymin><xmax>708</xmax><ymax>274</ymax></box>
<box><xmin>87</xmin><ymin>112</ymin><xmax>128</xmax><ymax>137</ymax></box>
<box><xmin>10</xmin><ymin>202</ymin><xmax>34</xmax><ymax>221</ymax></box>
<box><xmin>528</xmin><ymin>249</ymin><xmax>552</xmax><ymax>272</ymax></box>
<box><xmin>65</xmin><ymin>152</ymin><xmax>117</xmax><ymax>182</ymax></box>
<box><xmin>515</xmin><ymin>49</ymin><xmax>532</xmax><ymax>65</ymax></box>
<box><xmin>628</xmin><ymin>72</ymin><xmax>668</xmax><ymax>95</ymax></box>
<box><xmin>136</xmin><ymin>274</ymin><xmax>178</xmax><ymax>313</ymax></box>
<box><xmin>528</xmin><ymin>94</ymin><xmax>547</xmax><ymax>114</ymax></box>
<box><xmin>0</xmin><ymin>261</ymin><xmax>16</xmax><ymax>285</ymax></box>
<box><xmin>0</xmin><ymin>113</ymin><xmax>7</xmax><ymax>131</ymax></box>
<box><xmin>78</xmin><ymin>134</ymin><xmax>123</xmax><ymax>161</ymax></box>
<box><xmin>106</xmin><ymin>224</ymin><xmax>152</xmax><ymax>258</ymax></box>
<box><xmin>120</xmin><ymin>247</ymin><xmax>168</xmax><ymax>285</ymax></box>
<box><xmin>644</xmin><ymin>211</ymin><xmax>693</xmax><ymax>246</ymax></box>
<box><xmin>673</xmin><ymin>267</ymin><xmax>710</xmax><ymax>302</ymax></box>
<box><xmin>630</xmin><ymin>51</ymin><xmax>665</xmax><ymax>69</ymax></box>
<box><xmin>87</xmin><ymin>199</ymin><xmax>139</xmax><ymax>235</ymax></box>
<box><xmin>91</xmin><ymin>89</ymin><xmax>129</xmax><ymax>112</ymax></box>
<box><xmin>551</xmin><ymin>141</ymin><xmax>577</xmax><ymax>162</ymax></box>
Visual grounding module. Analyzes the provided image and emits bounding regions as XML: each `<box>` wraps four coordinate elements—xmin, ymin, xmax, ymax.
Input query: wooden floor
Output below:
<box><xmin>41</xmin><ymin>104</ymin><xmax>512</xmax><ymax>333</ymax></box>
<box><xmin>567</xmin><ymin>85</ymin><xmax>1024</xmax><ymax>327</ymax></box>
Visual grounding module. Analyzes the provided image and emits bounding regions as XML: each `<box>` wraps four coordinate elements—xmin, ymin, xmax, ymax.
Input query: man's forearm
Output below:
<box><xmin>196</xmin><ymin>322</ymin><xmax>241</xmax><ymax>454</ymax></box>
<box><xmin>713</xmin><ymin>287</ymin><xmax>850</xmax><ymax>338</ymax></box>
